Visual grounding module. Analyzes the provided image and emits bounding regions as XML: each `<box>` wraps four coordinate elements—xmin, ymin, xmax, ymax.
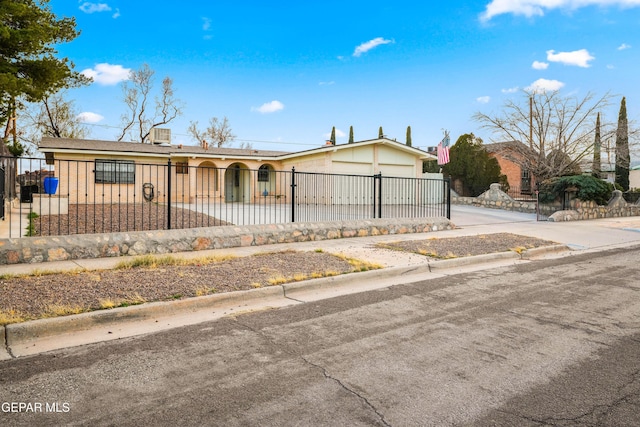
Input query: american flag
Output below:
<box><xmin>437</xmin><ymin>133</ymin><xmax>450</xmax><ymax>165</ymax></box>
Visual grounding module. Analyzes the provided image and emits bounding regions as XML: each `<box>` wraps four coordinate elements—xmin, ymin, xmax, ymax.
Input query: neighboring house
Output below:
<box><xmin>38</xmin><ymin>136</ymin><xmax>435</xmax><ymax>205</ymax></box>
<box><xmin>630</xmin><ymin>165</ymin><xmax>640</xmax><ymax>190</ymax></box>
<box><xmin>484</xmin><ymin>141</ymin><xmax>537</xmax><ymax>194</ymax></box>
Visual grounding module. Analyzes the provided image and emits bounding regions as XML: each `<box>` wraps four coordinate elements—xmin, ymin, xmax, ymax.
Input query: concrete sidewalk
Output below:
<box><xmin>2</xmin><ymin>206</ymin><xmax>640</xmax><ymax>359</ymax></box>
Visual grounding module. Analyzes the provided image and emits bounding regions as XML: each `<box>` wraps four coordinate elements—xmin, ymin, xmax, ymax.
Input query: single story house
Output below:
<box><xmin>37</xmin><ymin>136</ymin><xmax>436</xmax><ymax>205</ymax></box>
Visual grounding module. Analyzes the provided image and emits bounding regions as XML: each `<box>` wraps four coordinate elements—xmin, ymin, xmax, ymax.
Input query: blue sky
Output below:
<box><xmin>48</xmin><ymin>0</ymin><xmax>640</xmax><ymax>153</ymax></box>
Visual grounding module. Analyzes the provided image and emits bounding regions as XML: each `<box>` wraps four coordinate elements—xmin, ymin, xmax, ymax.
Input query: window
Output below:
<box><xmin>95</xmin><ymin>160</ymin><xmax>135</xmax><ymax>184</ymax></box>
<box><xmin>258</xmin><ymin>165</ymin><xmax>271</xmax><ymax>182</ymax></box>
<box><xmin>176</xmin><ymin>162</ymin><xmax>189</xmax><ymax>174</ymax></box>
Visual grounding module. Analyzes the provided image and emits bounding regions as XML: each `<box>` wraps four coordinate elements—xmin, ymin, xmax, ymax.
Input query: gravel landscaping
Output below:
<box><xmin>32</xmin><ymin>204</ymin><xmax>231</xmax><ymax>236</ymax></box>
<box><xmin>0</xmin><ymin>250</ymin><xmax>376</xmax><ymax>323</ymax></box>
<box><xmin>0</xmin><ymin>233</ymin><xmax>558</xmax><ymax>325</ymax></box>
<box><xmin>377</xmin><ymin>233</ymin><xmax>557</xmax><ymax>258</ymax></box>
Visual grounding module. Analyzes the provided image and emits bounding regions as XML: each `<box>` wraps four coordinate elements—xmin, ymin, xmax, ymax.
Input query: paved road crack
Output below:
<box><xmin>3</xmin><ymin>327</ymin><xmax>15</xmax><ymax>359</ymax></box>
<box><xmin>234</xmin><ymin>317</ymin><xmax>391</xmax><ymax>426</ymax></box>
<box><xmin>300</xmin><ymin>355</ymin><xmax>392</xmax><ymax>427</ymax></box>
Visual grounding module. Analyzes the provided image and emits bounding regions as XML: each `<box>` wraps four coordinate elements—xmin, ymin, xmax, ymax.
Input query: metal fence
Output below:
<box><xmin>504</xmin><ymin>185</ymin><xmax>537</xmax><ymax>201</ymax></box>
<box><xmin>1</xmin><ymin>156</ymin><xmax>451</xmax><ymax>238</ymax></box>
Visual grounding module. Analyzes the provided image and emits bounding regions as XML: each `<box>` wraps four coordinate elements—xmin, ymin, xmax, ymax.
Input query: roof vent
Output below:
<box><xmin>149</xmin><ymin>128</ymin><xmax>171</xmax><ymax>144</ymax></box>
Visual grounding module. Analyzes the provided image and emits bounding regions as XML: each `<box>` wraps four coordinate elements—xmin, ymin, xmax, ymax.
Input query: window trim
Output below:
<box><xmin>257</xmin><ymin>165</ymin><xmax>271</xmax><ymax>182</ymax></box>
<box><xmin>95</xmin><ymin>160</ymin><xmax>135</xmax><ymax>184</ymax></box>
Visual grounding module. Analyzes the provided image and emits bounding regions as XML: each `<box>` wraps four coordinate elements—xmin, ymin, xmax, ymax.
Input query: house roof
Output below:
<box><xmin>38</xmin><ymin>137</ymin><xmax>435</xmax><ymax>161</ymax></box>
<box><xmin>484</xmin><ymin>140</ymin><xmax>536</xmax><ymax>156</ymax></box>
<box><xmin>277</xmin><ymin>138</ymin><xmax>435</xmax><ymax>160</ymax></box>
<box><xmin>38</xmin><ymin>137</ymin><xmax>290</xmax><ymax>159</ymax></box>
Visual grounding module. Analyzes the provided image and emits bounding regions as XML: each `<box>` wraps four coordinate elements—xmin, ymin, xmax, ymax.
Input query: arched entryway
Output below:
<box><xmin>195</xmin><ymin>161</ymin><xmax>219</xmax><ymax>201</ymax></box>
<box><xmin>224</xmin><ymin>163</ymin><xmax>250</xmax><ymax>202</ymax></box>
<box><xmin>257</xmin><ymin>164</ymin><xmax>276</xmax><ymax>196</ymax></box>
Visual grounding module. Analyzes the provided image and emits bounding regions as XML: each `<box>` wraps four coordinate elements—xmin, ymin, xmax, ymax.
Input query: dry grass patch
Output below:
<box><xmin>116</xmin><ymin>254</ymin><xmax>236</xmax><ymax>270</ymax></box>
<box><xmin>0</xmin><ymin>309</ymin><xmax>27</xmax><ymax>325</ymax></box>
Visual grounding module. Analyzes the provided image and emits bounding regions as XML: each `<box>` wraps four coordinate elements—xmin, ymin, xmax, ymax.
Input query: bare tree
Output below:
<box><xmin>15</xmin><ymin>92</ymin><xmax>88</xmax><ymax>154</ymax></box>
<box><xmin>473</xmin><ymin>90</ymin><xmax>614</xmax><ymax>180</ymax></box>
<box><xmin>117</xmin><ymin>64</ymin><xmax>182</xmax><ymax>142</ymax></box>
<box><xmin>188</xmin><ymin>116</ymin><xmax>236</xmax><ymax>148</ymax></box>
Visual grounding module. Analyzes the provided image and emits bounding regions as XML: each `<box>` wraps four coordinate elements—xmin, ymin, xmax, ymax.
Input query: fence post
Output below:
<box><xmin>445</xmin><ymin>177</ymin><xmax>451</xmax><ymax>219</ymax></box>
<box><xmin>376</xmin><ymin>173</ymin><xmax>382</xmax><ymax>219</ymax></box>
<box><xmin>290</xmin><ymin>167</ymin><xmax>296</xmax><ymax>223</ymax></box>
<box><xmin>167</xmin><ymin>159</ymin><xmax>172</xmax><ymax>230</ymax></box>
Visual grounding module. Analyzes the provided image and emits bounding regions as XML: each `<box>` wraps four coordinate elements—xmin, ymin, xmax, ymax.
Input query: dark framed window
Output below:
<box><xmin>176</xmin><ymin>162</ymin><xmax>189</xmax><ymax>174</ymax></box>
<box><xmin>95</xmin><ymin>160</ymin><xmax>135</xmax><ymax>184</ymax></box>
<box><xmin>258</xmin><ymin>165</ymin><xmax>271</xmax><ymax>182</ymax></box>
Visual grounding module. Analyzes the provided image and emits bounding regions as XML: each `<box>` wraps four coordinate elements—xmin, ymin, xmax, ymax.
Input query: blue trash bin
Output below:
<box><xmin>43</xmin><ymin>177</ymin><xmax>59</xmax><ymax>195</ymax></box>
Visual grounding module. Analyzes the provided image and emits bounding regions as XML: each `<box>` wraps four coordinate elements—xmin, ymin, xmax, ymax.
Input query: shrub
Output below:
<box><xmin>538</xmin><ymin>175</ymin><xmax>614</xmax><ymax>205</ymax></box>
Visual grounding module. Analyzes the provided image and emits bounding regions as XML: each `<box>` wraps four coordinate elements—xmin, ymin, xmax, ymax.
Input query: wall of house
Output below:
<box><xmin>53</xmin><ymin>154</ymin><xmax>168</xmax><ymax>205</ymax></box>
<box><xmin>377</xmin><ymin>145</ymin><xmax>418</xmax><ymax>178</ymax></box>
<box><xmin>630</xmin><ymin>169</ymin><xmax>640</xmax><ymax>190</ymax></box>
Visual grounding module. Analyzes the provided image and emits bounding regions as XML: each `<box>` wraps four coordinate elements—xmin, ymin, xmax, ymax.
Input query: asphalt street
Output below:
<box><xmin>1</xmin><ymin>244</ymin><xmax>639</xmax><ymax>426</ymax></box>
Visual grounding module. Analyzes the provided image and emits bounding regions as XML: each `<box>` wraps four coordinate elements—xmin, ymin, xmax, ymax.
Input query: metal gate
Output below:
<box><xmin>0</xmin><ymin>165</ymin><xmax>5</xmax><ymax>220</ymax></box>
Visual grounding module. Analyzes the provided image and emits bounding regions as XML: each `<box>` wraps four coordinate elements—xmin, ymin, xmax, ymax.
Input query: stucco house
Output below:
<box><xmin>38</xmin><ymin>136</ymin><xmax>436</xmax><ymax>205</ymax></box>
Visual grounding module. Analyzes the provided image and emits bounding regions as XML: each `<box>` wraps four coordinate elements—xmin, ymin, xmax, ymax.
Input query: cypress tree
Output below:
<box><xmin>330</xmin><ymin>126</ymin><xmax>336</xmax><ymax>145</ymax></box>
<box><xmin>592</xmin><ymin>112</ymin><xmax>601</xmax><ymax>178</ymax></box>
<box><xmin>348</xmin><ymin>126</ymin><xmax>354</xmax><ymax>144</ymax></box>
<box><xmin>378</xmin><ymin>126</ymin><xmax>384</xmax><ymax>139</ymax></box>
<box><xmin>406</xmin><ymin>126</ymin><xmax>412</xmax><ymax>147</ymax></box>
<box><xmin>615</xmin><ymin>97</ymin><xmax>630</xmax><ymax>190</ymax></box>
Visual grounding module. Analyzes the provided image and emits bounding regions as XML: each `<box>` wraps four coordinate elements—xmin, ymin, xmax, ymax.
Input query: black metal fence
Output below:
<box><xmin>504</xmin><ymin>185</ymin><xmax>537</xmax><ymax>201</ymax></box>
<box><xmin>1</xmin><ymin>156</ymin><xmax>451</xmax><ymax>238</ymax></box>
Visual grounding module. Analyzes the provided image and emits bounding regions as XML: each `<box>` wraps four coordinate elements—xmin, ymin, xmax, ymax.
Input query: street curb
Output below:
<box><xmin>2</xmin><ymin>244</ymin><xmax>572</xmax><ymax>358</ymax></box>
<box><xmin>0</xmin><ymin>325</ymin><xmax>9</xmax><ymax>361</ymax></box>
<box><xmin>521</xmin><ymin>244</ymin><xmax>570</xmax><ymax>259</ymax></box>
<box><xmin>5</xmin><ymin>286</ymin><xmax>284</xmax><ymax>349</ymax></box>
<box><xmin>427</xmin><ymin>251</ymin><xmax>520</xmax><ymax>269</ymax></box>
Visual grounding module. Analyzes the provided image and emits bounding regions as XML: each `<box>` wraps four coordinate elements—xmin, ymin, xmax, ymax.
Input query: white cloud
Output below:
<box><xmin>353</xmin><ymin>37</ymin><xmax>394</xmax><ymax>57</ymax></box>
<box><xmin>79</xmin><ymin>2</ymin><xmax>112</xmax><ymax>14</ymax></box>
<box><xmin>77</xmin><ymin>112</ymin><xmax>104</xmax><ymax>123</ymax></box>
<box><xmin>526</xmin><ymin>78</ymin><xmax>565</xmax><ymax>92</ymax></box>
<box><xmin>112</xmin><ymin>8</ymin><xmax>120</xmax><ymax>18</ymax></box>
<box><xmin>607</xmin><ymin>64</ymin><xmax>615</xmax><ymax>69</ymax></box>
<box><xmin>319</xmin><ymin>81</ymin><xmax>335</xmax><ymax>86</ymax></box>
<box><xmin>81</xmin><ymin>63</ymin><xmax>131</xmax><ymax>85</ymax></box>
<box><xmin>477</xmin><ymin>96</ymin><xmax>491</xmax><ymax>104</ymax></box>
<box><xmin>618</xmin><ymin>43</ymin><xmax>631</xmax><ymax>50</ymax></box>
<box><xmin>546</xmin><ymin>49</ymin><xmax>594</xmax><ymax>67</ymax></box>
<box><xmin>502</xmin><ymin>87</ymin><xmax>519</xmax><ymax>93</ymax></box>
<box><xmin>326</xmin><ymin>129</ymin><xmax>346</xmax><ymax>138</ymax></box>
<box><xmin>252</xmin><ymin>100</ymin><xmax>284</xmax><ymax>114</ymax></box>
<box><xmin>480</xmin><ymin>0</ymin><xmax>640</xmax><ymax>22</ymax></box>
<box><xmin>202</xmin><ymin>17</ymin><xmax>212</xmax><ymax>31</ymax></box>
<box><xmin>532</xmin><ymin>60</ymin><xmax>549</xmax><ymax>70</ymax></box>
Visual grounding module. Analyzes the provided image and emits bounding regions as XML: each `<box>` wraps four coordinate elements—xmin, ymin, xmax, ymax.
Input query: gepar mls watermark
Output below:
<box><xmin>2</xmin><ymin>402</ymin><xmax>70</xmax><ymax>413</ymax></box>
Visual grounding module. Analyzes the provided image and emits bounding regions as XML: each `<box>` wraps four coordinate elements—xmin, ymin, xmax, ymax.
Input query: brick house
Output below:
<box><xmin>484</xmin><ymin>141</ymin><xmax>537</xmax><ymax>195</ymax></box>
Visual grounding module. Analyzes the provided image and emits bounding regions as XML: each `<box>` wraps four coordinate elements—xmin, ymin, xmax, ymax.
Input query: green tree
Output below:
<box><xmin>615</xmin><ymin>97</ymin><xmax>630</xmax><ymax>191</ymax></box>
<box><xmin>1</xmin><ymin>0</ymin><xmax>87</xmax><ymax>155</ymax></box>
<box><xmin>378</xmin><ymin>126</ymin><xmax>383</xmax><ymax>139</ymax></box>
<box><xmin>406</xmin><ymin>126</ymin><xmax>412</xmax><ymax>147</ymax></box>
<box><xmin>330</xmin><ymin>126</ymin><xmax>336</xmax><ymax>145</ymax></box>
<box><xmin>442</xmin><ymin>133</ymin><xmax>507</xmax><ymax>196</ymax></box>
<box><xmin>348</xmin><ymin>126</ymin><xmax>354</xmax><ymax>144</ymax></box>
<box><xmin>592</xmin><ymin>112</ymin><xmax>601</xmax><ymax>178</ymax></box>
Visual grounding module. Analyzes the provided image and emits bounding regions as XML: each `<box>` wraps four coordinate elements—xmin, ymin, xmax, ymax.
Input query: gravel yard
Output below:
<box><xmin>32</xmin><ymin>204</ymin><xmax>231</xmax><ymax>236</ymax></box>
<box><xmin>378</xmin><ymin>233</ymin><xmax>557</xmax><ymax>258</ymax></box>
<box><xmin>0</xmin><ymin>233</ymin><xmax>558</xmax><ymax>324</ymax></box>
